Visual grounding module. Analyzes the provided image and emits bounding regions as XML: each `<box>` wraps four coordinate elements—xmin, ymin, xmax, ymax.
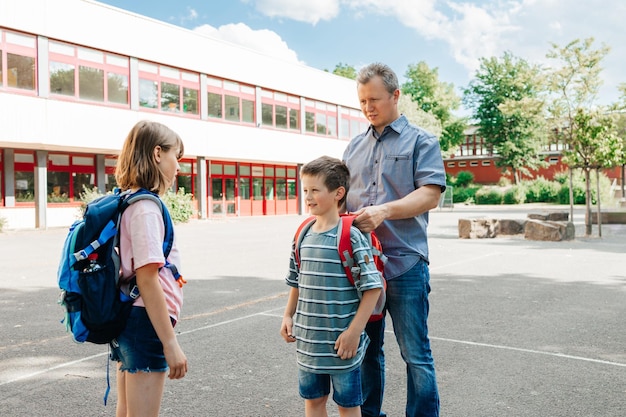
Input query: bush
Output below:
<box><xmin>455</xmin><ymin>171</ymin><xmax>475</xmax><ymax>188</ymax></box>
<box><xmin>524</xmin><ymin>177</ymin><xmax>561</xmax><ymax>203</ymax></box>
<box><xmin>452</xmin><ymin>186</ymin><xmax>479</xmax><ymax>204</ymax></box>
<box><xmin>0</xmin><ymin>215</ymin><xmax>6</xmax><ymax>233</ymax></box>
<box><xmin>503</xmin><ymin>185</ymin><xmax>527</xmax><ymax>204</ymax></box>
<box><xmin>162</xmin><ymin>188</ymin><xmax>194</xmax><ymax>224</ymax></box>
<box><xmin>474</xmin><ymin>187</ymin><xmax>503</xmax><ymax>205</ymax></box>
<box><xmin>78</xmin><ymin>185</ymin><xmax>194</xmax><ymax>224</ymax></box>
<box><xmin>554</xmin><ymin>169</ymin><xmax>613</xmax><ymax>205</ymax></box>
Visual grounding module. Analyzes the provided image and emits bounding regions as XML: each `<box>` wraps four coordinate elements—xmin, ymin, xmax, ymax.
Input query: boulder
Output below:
<box><xmin>458</xmin><ymin>218</ymin><xmax>497</xmax><ymax>239</ymax></box>
<box><xmin>528</xmin><ymin>211</ymin><xmax>569</xmax><ymax>221</ymax></box>
<box><xmin>524</xmin><ymin>219</ymin><xmax>575</xmax><ymax>241</ymax></box>
<box><xmin>497</xmin><ymin>219</ymin><xmax>526</xmax><ymax>235</ymax></box>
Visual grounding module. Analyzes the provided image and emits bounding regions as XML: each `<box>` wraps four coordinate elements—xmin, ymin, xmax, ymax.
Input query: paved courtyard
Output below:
<box><xmin>0</xmin><ymin>204</ymin><xmax>624</xmax><ymax>416</ymax></box>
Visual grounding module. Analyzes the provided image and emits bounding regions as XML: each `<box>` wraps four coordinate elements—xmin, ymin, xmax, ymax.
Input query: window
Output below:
<box><xmin>447</xmin><ymin>162</ymin><xmax>456</xmax><ymax>168</ymax></box>
<box><xmin>470</xmin><ymin>161</ymin><xmax>478</xmax><ymax>167</ymax></box>
<box><xmin>49</xmin><ymin>41</ymin><xmax>129</xmax><ymax>106</ymax></box>
<box><xmin>261</xmin><ymin>90</ymin><xmax>300</xmax><ymax>130</ymax></box>
<box><xmin>138</xmin><ymin>61</ymin><xmax>199</xmax><ymax>116</ymax></box>
<box><xmin>207</xmin><ymin>77</ymin><xmax>255</xmax><ymax>124</ymax></box>
<box><xmin>305</xmin><ymin>99</ymin><xmax>338</xmax><ymax>137</ymax></box>
<box><xmin>0</xmin><ymin>29</ymin><xmax>37</xmax><ymax>92</ymax></box>
<box><xmin>481</xmin><ymin>160</ymin><xmax>491</xmax><ymax>166</ymax></box>
<box><xmin>339</xmin><ymin>107</ymin><xmax>368</xmax><ymax>139</ymax></box>
<box><xmin>458</xmin><ymin>162</ymin><xmax>467</xmax><ymax>167</ymax></box>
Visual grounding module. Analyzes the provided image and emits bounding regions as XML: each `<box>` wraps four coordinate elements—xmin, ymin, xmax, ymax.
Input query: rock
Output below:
<box><xmin>458</xmin><ymin>218</ymin><xmax>497</xmax><ymax>239</ymax></box>
<box><xmin>528</xmin><ymin>211</ymin><xmax>569</xmax><ymax>221</ymax></box>
<box><xmin>524</xmin><ymin>219</ymin><xmax>575</xmax><ymax>241</ymax></box>
<box><xmin>497</xmin><ymin>219</ymin><xmax>526</xmax><ymax>235</ymax></box>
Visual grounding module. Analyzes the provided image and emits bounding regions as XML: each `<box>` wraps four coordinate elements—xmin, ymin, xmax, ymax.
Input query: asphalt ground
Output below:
<box><xmin>0</xmin><ymin>204</ymin><xmax>625</xmax><ymax>417</ymax></box>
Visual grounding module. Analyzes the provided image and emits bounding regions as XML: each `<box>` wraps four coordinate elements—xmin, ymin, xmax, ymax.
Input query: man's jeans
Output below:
<box><xmin>361</xmin><ymin>259</ymin><xmax>440</xmax><ymax>417</ymax></box>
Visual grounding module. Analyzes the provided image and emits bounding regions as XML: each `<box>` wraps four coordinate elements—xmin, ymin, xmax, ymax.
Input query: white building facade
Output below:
<box><xmin>0</xmin><ymin>0</ymin><xmax>367</xmax><ymax>228</ymax></box>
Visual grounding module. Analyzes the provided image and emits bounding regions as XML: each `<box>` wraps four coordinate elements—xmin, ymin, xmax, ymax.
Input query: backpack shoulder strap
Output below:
<box><xmin>119</xmin><ymin>189</ymin><xmax>185</xmax><ymax>286</ymax></box>
<box><xmin>338</xmin><ymin>214</ymin><xmax>357</xmax><ymax>286</ymax></box>
<box><xmin>293</xmin><ymin>216</ymin><xmax>316</xmax><ymax>268</ymax></box>
<box><xmin>121</xmin><ymin>189</ymin><xmax>174</xmax><ymax>258</ymax></box>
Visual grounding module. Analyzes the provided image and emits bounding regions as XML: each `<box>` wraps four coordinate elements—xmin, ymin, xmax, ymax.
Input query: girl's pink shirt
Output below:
<box><xmin>119</xmin><ymin>199</ymin><xmax>183</xmax><ymax>321</ymax></box>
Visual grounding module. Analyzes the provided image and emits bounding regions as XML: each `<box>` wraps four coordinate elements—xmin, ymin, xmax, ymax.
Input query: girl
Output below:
<box><xmin>111</xmin><ymin>120</ymin><xmax>188</xmax><ymax>417</ymax></box>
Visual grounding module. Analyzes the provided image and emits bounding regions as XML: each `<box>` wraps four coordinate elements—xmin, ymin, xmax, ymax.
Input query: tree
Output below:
<box><xmin>401</xmin><ymin>62</ymin><xmax>466</xmax><ymax>152</ymax></box>
<box><xmin>561</xmin><ymin>109</ymin><xmax>622</xmax><ymax>236</ymax></box>
<box><xmin>546</xmin><ymin>38</ymin><xmax>612</xmax><ymax>235</ymax></box>
<box><xmin>397</xmin><ymin>94</ymin><xmax>442</xmax><ymax>139</ymax></box>
<box><xmin>463</xmin><ymin>51</ymin><xmax>547</xmax><ymax>184</ymax></box>
<box><xmin>329</xmin><ymin>62</ymin><xmax>357</xmax><ymax>80</ymax></box>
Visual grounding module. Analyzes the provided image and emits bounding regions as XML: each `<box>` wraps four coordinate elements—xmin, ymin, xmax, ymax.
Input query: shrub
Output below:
<box><xmin>554</xmin><ymin>169</ymin><xmax>612</xmax><ymax>205</ymax></box>
<box><xmin>78</xmin><ymin>185</ymin><xmax>193</xmax><ymax>224</ymax></box>
<box><xmin>162</xmin><ymin>188</ymin><xmax>194</xmax><ymax>224</ymax></box>
<box><xmin>455</xmin><ymin>171</ymin><xmax>474</xmax><ymax>188</ymax></box>
<box><xmin>0</xmin><ymin>215</ymin><xmax>6</xmax><ymax>233</ymax></box>
<box><xmin>524</xmin><ymin>177</ymin><xmax>561</xmax><ymax>203</ymax></box>
<box><xmin>452</xmin><ymin>186</ymin><xmax>479</xmax><ymax>204</ymax></box>
<box><xmin>503</xmin><ymin>185</ymin><xmax>527</xmax><ymax>204</ymax></box>
<box><xmin>474</xmin><ymin>187</ymin><xmax>503</xmax><ymax>205</ymax></box>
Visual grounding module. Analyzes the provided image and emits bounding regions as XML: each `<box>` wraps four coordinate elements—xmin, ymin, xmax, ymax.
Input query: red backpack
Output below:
<box><xmin>293</xmin><ymin>214</ymin><xmax>387</xmax><ymax>322</ymax></box>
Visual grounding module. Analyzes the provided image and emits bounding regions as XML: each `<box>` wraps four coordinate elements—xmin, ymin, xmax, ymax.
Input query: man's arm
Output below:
<box><xmin>352</xmin><ymin>184</ymin><xmax>442</xmax><ymax>233</ymax></box>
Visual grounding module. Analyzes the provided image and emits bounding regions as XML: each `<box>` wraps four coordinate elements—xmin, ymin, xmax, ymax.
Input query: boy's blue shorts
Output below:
<box><xmin>109</xmin><ymin>306</ymin><xmax>168</xmax><ymax>373</ymax></box>
<box><xmin>298</xmin><ymin>367</ymin><xmax>363</xmax><ymax>408</ymax></box>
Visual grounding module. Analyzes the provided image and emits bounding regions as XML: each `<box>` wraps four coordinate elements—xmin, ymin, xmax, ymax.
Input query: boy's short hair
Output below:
<box><xmin>301</xmin><ymin>156</ymin><xmax>350</xmax><ymax>208</ymax></box>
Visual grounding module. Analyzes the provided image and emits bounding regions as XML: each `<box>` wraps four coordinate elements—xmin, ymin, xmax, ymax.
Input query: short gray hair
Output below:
<box><xmin>356</xmin><ymin>62</ymin><xmax>399</xmax><ymax>94</ymax></box>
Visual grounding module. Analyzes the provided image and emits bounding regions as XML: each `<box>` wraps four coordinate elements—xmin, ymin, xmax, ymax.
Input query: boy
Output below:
<box><xmin>280</xmin><ymin>155</ymin><xmax>383</xmax><ymax>417</ymax></box>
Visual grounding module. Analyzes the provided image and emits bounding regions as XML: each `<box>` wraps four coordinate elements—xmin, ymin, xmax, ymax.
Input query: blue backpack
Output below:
<box><xmin>57</xmin><ymin>188</ymin><xmax>182</xmax><ymax>345</ymax></box>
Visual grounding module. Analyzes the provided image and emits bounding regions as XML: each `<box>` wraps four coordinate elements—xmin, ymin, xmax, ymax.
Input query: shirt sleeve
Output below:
<box><xmin>349</xmin><ymin>227</ymin><xmax>384</xmax><ymax>292</ymax></box>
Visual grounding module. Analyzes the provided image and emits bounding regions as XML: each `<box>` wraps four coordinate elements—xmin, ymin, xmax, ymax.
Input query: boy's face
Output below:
<box><xmin>301</xmin><ymin>174</ymin><xmax>342</xmax><ymax>216</ymax></box>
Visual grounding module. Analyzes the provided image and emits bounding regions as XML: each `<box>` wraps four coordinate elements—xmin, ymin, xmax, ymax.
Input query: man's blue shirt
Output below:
<box><xmin>343</xmin><ymin>115</ymin><xmax>446</xmax><ymax>279</ymax></box>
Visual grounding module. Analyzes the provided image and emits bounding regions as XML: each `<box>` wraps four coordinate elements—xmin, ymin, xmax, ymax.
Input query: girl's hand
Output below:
<box><xmin>163</xmin><ymin>339</ymin><xmax>188</xmax><ymax>379</ymax></box>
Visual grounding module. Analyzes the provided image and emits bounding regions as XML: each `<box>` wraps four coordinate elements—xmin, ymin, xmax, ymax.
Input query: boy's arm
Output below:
<box><xmin>334</xmin><ymin>287</ymin><xmax>382</xmax><ymax>359</ymax></box>
<box><xmin>280</xmin><ymin>286</ymin><xmax>299</xmax><ymax>343</ymax></box>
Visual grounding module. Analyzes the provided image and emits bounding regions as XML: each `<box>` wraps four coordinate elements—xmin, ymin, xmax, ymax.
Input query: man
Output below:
<box><xmin>342</xmin><ymin>62</ymin><xmax>446</xmax><ymax>417</ymax></box>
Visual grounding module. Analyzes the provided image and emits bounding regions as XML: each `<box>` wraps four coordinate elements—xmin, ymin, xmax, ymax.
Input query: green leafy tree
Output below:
<box><xmin>401</xmin><ymin>61</ymin><xmax>466</xmax><ymax>152</ymax></box>
<box><xmin>562</xmin><ymin>109</ymin><xmax>622</xmax><ymax>235</ymax></box>
<box><xmin>397</xmin><ymin>94</ymin><xmax>442</xmax><ymax>139</ymax></box>
<box><xmin>329</xmin><ymin>62</ymin><xmax>357</xmax><ymax>80</ymax></box>
<box><xmin>463</xmin><ymin>51</ymin><xmax>548</xmax><ymax>184</ymax></box>
<box><xmin>546</xmin><ymin>37</ymin><xmax>613</xmax><ymax>235</ymax></box>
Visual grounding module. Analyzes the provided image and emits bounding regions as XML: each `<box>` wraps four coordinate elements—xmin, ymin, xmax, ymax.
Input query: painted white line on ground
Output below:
<box><xmin>260</xmin><ymin>312</ymin><xmax>626</xmax><ymax>368</ymax></box>
<box><xmin>432</xmin><ymin>336</ymin><xmax>626</xmax><ymax>368</ymax></box>
<box><xmin>0</xmin><ymin>352</ymin><xmax>106</xmax><ymax>387</ymax></box>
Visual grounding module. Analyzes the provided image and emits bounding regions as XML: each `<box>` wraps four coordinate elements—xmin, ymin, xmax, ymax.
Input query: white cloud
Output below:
<box><xmin>248</xmin><ymin>0</ymin><xmax>340</xmax><ymax>25</ymax></box>
<box><xmin>193</xmin><ymin>22</ymin><xmax>303</xmax><ymax>64</ymax></box>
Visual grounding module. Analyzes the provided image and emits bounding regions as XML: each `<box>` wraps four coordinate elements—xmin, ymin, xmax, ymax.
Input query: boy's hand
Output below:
<box><xmin>334</xmin><ymin>328</ymin><xmax>360</xmax><ymax>359</ymax></box>
<box><xmin>280</xmin><ymin>316</ymin><xmax>296</xmax><ymax>343</ymax></box>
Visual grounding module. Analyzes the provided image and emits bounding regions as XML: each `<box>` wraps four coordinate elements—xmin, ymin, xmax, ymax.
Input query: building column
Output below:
<box><xmin>4</xmin><ymin>149</ymin><xmax>15</xmax><ymax>207</ymax></box>
<box><xmin>195</xmin><ymin>156</ymin><xmax>207</xmax><ymax>219</ymax></box>
<box><xmin>297</xmin><ymin>163</ymin><xmax>303</xmax><ymax>215</ymax></box>
<box><xmin>34</xmin><ymin>150</ymin><xmax>48</xmax><ymax>229</ymax></box>
<box><xmin>95</xmin><ymin>154</ymin><xmax>106</xmax><ymax>193</ymax></box>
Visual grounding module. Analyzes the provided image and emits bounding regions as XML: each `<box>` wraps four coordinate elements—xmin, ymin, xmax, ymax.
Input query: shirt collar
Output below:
<box><xmin>368</xmin><ymin>114</ymin><xmax>408</xmax><ymax>139</ymax></box>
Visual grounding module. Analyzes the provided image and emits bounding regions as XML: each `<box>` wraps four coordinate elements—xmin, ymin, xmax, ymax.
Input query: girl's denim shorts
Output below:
<box><xmin>109</xmin><ymin>306</ymin><xmax>169</xmax><ymax>373</ymax></box>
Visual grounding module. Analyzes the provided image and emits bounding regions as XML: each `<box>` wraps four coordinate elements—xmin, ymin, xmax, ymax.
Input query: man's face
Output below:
<box><xmin>357</xmin><ymin>75</ymin><xmax>400</xmax><ymax>131</ymax></box>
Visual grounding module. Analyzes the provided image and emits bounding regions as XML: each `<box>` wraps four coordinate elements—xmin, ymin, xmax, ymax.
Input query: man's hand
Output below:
<box><xmin>352</xmin><ymin>205</ymin><xmax>389</xmax><ymax>233</ymax></box>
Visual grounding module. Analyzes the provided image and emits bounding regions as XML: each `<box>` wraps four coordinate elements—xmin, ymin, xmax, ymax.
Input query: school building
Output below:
<box><xmin>0</xmin><ymin>0</ymin><xmax>369</xmax><ymax>229</ymax></box>
<box><xmin>445</xmin><ymin>126</ymin><xmax>625</xmax><ymax>186</ymax></box>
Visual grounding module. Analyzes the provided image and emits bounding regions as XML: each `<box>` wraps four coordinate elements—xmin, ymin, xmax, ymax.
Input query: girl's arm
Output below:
<box><xmin>280</xmin><ymin>286</ymin><xmax>299</xmax><ymax>343</ymax></box>
<box><xmin>136</xmin><ymin>263</ymin><xmax>188</xmax><ymax>379</ymax></box>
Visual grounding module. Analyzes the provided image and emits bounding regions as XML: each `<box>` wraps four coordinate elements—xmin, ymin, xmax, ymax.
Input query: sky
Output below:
<box><xmin>97</xmin><ymin>0</ymin><xmax>625</xmax><ymax>116</ymax></box>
